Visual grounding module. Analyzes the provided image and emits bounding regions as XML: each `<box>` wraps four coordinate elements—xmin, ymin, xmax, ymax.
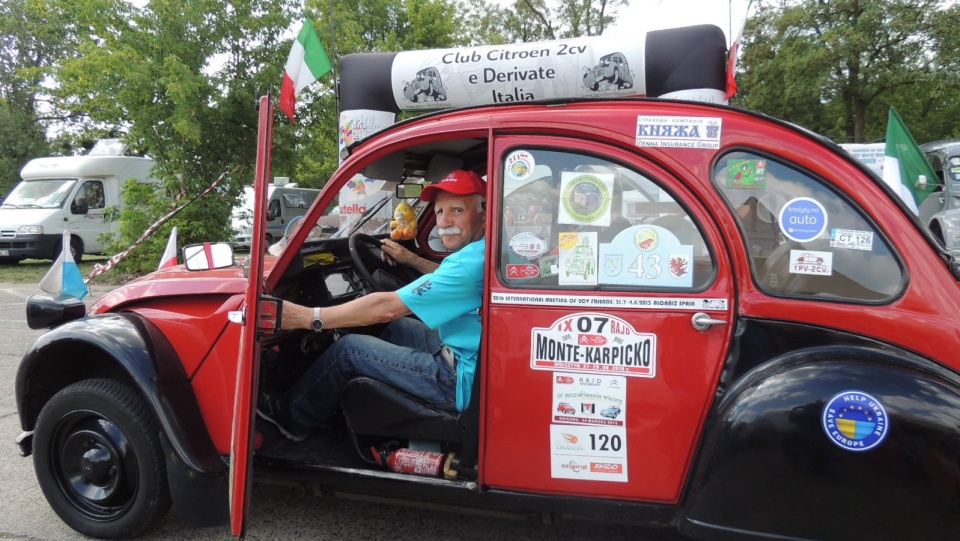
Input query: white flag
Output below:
<box><xmin>158</xmin><ymin>226</ymin><xmax>178</xmax><ymax>270</ymax></box>
<box><xmin>39</xmin><ymin>230</ymin><xmax>88</xmax><ymax>299</ymax></box>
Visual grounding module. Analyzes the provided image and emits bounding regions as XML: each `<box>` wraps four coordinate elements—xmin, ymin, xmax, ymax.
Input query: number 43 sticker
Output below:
<box><xmin>628</xmin><ymin>253</ymin><xmax>662</xmax><ymax>279</ymax></box>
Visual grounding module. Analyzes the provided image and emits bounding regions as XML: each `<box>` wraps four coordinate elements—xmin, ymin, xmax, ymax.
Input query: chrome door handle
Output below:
<box><xmin>691</xmin><ymin>312</ymin><xmax>726</xmax><ymax>331</ymax></box>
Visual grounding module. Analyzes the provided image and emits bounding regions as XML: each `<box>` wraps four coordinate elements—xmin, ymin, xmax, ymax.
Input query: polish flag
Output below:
<box><xmin>158</xmin><ymin>226</ymin><xmax>178</xmax><ymax>270</ymax></box>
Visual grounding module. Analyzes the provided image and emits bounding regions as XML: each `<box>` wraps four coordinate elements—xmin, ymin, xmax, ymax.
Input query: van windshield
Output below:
<box><xmin>2</xmin><ymin>179</ymin><xmax>77</xmax><ymax>209</ymax></box>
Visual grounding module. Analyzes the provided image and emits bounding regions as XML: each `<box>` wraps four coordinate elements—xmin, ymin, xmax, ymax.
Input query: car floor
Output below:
<box><xmin>253</xmin><ymin>416</ymin><xmax>370</xmax><ymax>469</ymax></box>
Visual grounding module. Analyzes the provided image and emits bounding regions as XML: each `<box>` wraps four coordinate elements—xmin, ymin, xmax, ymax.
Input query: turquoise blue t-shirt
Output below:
<box><xmin>397</xmin><ymin>238</ymin><xmax>485</xmax><ymax>411</ymax></box>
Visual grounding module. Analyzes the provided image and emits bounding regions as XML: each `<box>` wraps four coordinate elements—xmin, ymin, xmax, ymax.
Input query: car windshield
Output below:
<box><xmin>2</xmin><ymin>179</ymin><xmax>77</xmax><ymax>209</ymax></box>
<box><xmin>293</xmin><ymin>178</ymin><xmax>429</xmax><ymax>243</ymax></box>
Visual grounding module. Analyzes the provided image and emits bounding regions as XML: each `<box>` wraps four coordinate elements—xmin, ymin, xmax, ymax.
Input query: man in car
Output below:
<box><xmin>257</xmin><ymin>169</ymin><xmax>486</xmax><ymax>442</ymax></box>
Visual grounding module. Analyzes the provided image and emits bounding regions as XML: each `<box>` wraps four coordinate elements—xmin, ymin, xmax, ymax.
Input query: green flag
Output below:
<box><xmin>882</xmin><ymin>107</ymin><xmax>939</xmax><ymax>214</ymax></box>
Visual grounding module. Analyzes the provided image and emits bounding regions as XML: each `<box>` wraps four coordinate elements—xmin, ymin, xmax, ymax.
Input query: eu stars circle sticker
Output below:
<box><xmin>821</xmin><ymin>390</ymin><xmax>888</xmax><ymax>452</ymax></box>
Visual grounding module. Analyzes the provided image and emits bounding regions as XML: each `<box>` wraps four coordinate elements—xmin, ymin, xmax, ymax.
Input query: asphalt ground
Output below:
<box><xmin>0</xmin><ymin>281</ymin><xmax>685</xmax><ymax>540</ymax></box>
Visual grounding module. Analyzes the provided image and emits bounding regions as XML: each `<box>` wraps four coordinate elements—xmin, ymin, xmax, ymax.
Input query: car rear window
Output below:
<box><xmin>713</xmin><ymin>151</ymin><xmax>904</xmax><ymax>303</ymax></box>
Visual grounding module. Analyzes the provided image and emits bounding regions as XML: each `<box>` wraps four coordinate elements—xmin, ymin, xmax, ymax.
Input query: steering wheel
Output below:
<box><xmin>348</xmin><ymin>233</ymin><xmax>408</xmax><ymax>292</ymax></box>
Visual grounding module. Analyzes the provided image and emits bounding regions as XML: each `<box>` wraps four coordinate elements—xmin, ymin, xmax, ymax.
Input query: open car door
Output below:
<box><xmin>229</xmin><ymin>95</ymin><xmax>277</xmax><ymax>536</ymax></box>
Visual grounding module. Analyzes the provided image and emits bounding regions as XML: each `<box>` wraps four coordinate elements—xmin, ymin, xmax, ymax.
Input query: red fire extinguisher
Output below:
<box><xmin>371</xmin><ymin>446</ymin><xmax>458</xmax><ymax>480</ymax></box>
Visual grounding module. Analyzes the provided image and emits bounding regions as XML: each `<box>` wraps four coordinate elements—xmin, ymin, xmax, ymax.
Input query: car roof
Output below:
<box><xmin>921</xmin><ymin>139</ymin><xmax>960</xmax><ymax>154</ymax></box>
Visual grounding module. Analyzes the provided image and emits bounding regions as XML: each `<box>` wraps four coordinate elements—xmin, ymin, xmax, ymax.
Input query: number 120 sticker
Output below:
<box><xmin>551</xmin><ymin>373</ymin><xmax>628</xmax><ymax>482</ymax></box>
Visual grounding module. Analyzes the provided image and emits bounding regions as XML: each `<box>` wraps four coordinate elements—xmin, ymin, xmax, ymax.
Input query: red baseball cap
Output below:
<box><xmin>419</xmin><ymin>170</ymin><xmax>486</xmax><ymax>202</ymax></box>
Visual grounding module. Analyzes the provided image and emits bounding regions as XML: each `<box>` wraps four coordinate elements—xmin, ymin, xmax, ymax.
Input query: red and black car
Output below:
<box><xmin>16</xmin><ymin>96</ymin><xmax>960</xmax><ymax>540</ymax></box>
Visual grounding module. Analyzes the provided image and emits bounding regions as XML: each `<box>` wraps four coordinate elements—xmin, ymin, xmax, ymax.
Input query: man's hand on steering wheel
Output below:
<box><xmin>380</xmin><ymin>239</ymin><xmax>417</xmax><ymax>267</ymax></box>
<box><xmin>381</xmin><ymin>238</ymin><xmax>440</xmax><ymax>274</ymax></box>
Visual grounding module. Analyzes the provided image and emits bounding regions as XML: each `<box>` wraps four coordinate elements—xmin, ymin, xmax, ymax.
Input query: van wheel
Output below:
<box><xmin>0</xmin><ymin>257</ymin><xmax>20</xmax><ymax>265</ymax></box>
<box><xmin>70</xmin><ymin>237</ymin><xmax>84</xmax><ymax>263</ymax></box>
<box><xmin>33</xmin><ymin>379</ymin><xmax>171</xmax><ymax>539</ymax></box>
<box><xmin>54</xmin><ymin>237</ymin><xmax>84</xmax><ymax>263</ymax></box>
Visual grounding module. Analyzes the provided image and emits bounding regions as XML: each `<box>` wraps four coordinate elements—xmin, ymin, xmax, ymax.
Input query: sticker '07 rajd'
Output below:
<box><xmin>531</xmin><ymin>312</ymin><xmax>657</xmax><ymax>377</ymax></box>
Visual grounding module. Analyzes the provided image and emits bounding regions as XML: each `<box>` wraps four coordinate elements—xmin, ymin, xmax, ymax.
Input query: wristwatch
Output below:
<box><xmin>311</xmin><ymin>307</ymin><xmax>324</xmax><ymax>331</ymax></box>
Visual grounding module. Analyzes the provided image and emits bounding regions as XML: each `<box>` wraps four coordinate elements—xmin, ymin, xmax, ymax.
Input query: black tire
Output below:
<box><xmin>33</xmin><ymin>379</ymin><xmax>171</xmax><ymax>539</ymax></box>
<box><xmin>70</xmin><ymin>236</ymin><xmax>84</xmax><ymax>263</ymax></box>
<box><xmin>0</xmin><ymin>257</ymin><xmax>20</xmax><ymax>265</ymax></box>
<box><xmin>53</xmin><ymin>236</ymin><xmax>84</xmax><ymax>263</ymax></box>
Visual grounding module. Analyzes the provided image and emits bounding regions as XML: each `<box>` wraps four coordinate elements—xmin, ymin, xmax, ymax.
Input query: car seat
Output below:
<box><xmin>338</xmin><ymin>349</ymin><xmax>482</xmax><ymax>479</ymax></box>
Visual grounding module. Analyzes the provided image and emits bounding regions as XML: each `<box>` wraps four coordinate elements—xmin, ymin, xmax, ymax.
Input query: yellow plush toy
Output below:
<box><xmin>389</xmin><ymin>201</ymin><xmax>418</xmax><ymax>240</ymax></box>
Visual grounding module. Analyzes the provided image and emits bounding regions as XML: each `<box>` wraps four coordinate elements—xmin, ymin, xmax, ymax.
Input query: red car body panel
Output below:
<box><xmin>20</xmin><ymin>98</ymin><xmax>960</xmax><ymax>540</ymax></box>
<box><xmin>92</xmin><ymin>100</ymin><xmax>960</xmax><ymax>481</ymax></box>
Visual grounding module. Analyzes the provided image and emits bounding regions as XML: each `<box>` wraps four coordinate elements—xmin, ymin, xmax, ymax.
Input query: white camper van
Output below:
<box><xmin>231</xmin><ymin>178</ymin><xmax>320</xmax><ymax>249</ymax></box>
<box><xmin>0</xmin><ymin>140</ymin><xmax>157</xmax><ymax>264</ymax></box>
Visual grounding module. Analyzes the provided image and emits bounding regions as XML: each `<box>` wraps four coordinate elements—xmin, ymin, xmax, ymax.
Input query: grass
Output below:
<box><xmin>0</xmin><ymin>254</ymin><xmax>140</xmax><ymax>285</ymax></box>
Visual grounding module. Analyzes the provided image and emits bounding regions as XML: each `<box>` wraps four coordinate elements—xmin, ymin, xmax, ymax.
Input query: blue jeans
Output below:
<box><xmin>283</xmin><ymin>317</ymin><xmax>457</xmax><ymax>437</ymax></box>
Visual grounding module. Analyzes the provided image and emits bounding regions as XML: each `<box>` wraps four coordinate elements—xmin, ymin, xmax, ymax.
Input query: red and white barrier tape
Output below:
<box><xmin>85</xmin><ymin>170</ymin><xmax>231</xmax><ymax>283</ymax></box>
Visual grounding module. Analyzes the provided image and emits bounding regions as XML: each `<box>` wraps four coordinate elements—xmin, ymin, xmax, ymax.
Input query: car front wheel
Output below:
<box><xmin>33</xmin><ymin>378</ymin><xmax>171</xmax><ymax>539</ymax></box>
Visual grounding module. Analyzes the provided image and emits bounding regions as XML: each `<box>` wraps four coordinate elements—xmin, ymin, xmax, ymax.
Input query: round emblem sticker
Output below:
<box><xmin>561</xmin><ymin>174</ymin><xmax>610</xmax><ymax>224</ymax></box>
<box><xmin>778</xmin><ymin>197</ymin><xmax>828</xmax><ymax>242</ymax></box>
<box><xmin>634</xmin><ymin>227</ymin><xmax>659</xmax><ymax>252</ymax></box>
<box><xmin>821</xmin><ymin>390</ymin><xmax>888</xmax><ymax>452</ymax></box>
<box><xmin>509</xmin><ymin>231</ymin><xmax>547</xmax><ymax>260</ymax></box>
<box><xmin>505</xmin><ymin>150</ymin><xmax>535</xmax><ymax>181</ymax></box>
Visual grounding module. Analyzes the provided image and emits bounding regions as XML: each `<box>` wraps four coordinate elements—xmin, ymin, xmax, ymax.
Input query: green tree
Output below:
<box><xmin>734</xmin><ymin>0</ymin><xmax>960</xmax><ymax>144</ymax></box>
<box><xmin>290</xmin><ymin>0</ymin><xmax>627</xmax><ymax>190</ymax></box>
<box><xmin>458</xmin><ymin>0</ymin><xmax>625</xmax><ymax>44</ymax></box>
<box><xmin>0</xmin><ymin>0</ymin><xmax>78</xmax><ymax>197</ymax></box>
<box><xmin>289</xmin><ymin>0</ymin><xmax>466</xmax><ymax>188</ymax></box>
<box><xmin>53</xmin><ymin>0</ymin><xmax>298</xmax><ymax>274</ymax></box>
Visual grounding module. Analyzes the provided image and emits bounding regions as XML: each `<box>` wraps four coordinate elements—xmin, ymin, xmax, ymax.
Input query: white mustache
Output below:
<box><xmin>438</xmin><ymin>227</ymin><xmax>462</xmax><ymax>236</ymax></box>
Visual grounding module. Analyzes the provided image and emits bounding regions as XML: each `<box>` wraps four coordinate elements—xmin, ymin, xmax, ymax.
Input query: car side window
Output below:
<box><xmin>713</xmin><ymin>151</ymin><xmax>904</xmax><ymax>302</ymax></box>
<box><xmin>498</xmin><ymin>148</ymin><xmax>713</xmax><ymax>290</ymax></box>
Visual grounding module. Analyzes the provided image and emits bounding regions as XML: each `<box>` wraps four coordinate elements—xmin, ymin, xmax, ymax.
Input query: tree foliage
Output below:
<box><xmin>734</xmin><ymin>0</ymin><xmax>960</xmax><ymax>143</ymax></box>
<box><xmin>51</xmin><ymin>0</ymin><xmax>298</xmax><ymax>274</ymax></box>
<box><xmin>19</xmin><ymin>0</ymin><xmax>959</xmax><ymax>277</ymax></box>
<box><xmin>0</xmin><ymin>0</ymin><xmax>75</xmax><ymax>197</ymax></box>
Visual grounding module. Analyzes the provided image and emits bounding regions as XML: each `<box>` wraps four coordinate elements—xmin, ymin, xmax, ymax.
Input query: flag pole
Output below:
<box><xmin>329</xmin><ymin>0</ymin><xmax>340</xmax><ymax>123</ymax></box>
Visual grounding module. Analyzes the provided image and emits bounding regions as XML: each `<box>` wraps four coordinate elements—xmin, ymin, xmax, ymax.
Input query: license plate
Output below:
<box><xmin>0</xmin><ymin>250</ymin><xmax>8</xmax><ymax>256</ymax></box>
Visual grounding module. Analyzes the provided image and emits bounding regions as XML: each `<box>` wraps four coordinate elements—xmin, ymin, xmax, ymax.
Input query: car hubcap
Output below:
<box><xmin>52</xmin><ymin>411</ymin><xmax>139</xmax><ymax>520</ymax></box>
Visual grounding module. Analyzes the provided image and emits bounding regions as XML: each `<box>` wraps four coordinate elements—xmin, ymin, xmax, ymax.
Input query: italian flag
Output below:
<box><xmin>279</xmin><ymin>20</ymin><xmax>332</xmax><ymax>121</ymax></box>
<box><xmin>882</xmin><ymin>107</ymin><xmax>938</xmax><ymax>215</ymax></box>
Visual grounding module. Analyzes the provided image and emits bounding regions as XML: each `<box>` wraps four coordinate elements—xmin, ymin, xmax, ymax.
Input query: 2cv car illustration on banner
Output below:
<box><xmin>16</xmin><ymin>95</ymin><xmax>960</xmax><ymax>541</ymax></box>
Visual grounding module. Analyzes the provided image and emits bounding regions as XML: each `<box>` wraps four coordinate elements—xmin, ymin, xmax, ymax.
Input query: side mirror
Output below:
<box><xmin>396</xmin><ymin>183</ymin><xmax>423</xmax><ymax>199</ymax></box>
<box><xmin>267</xmin><ymin>208</ymin><xmax>278</xmax><ymax>220</ymax></box>
<box><xmin>71</xmin><ymin>198</ymin><xmax>88</xmax><ymax>215</ymax></box>
<box><xmin>183</xmin><ymin>242</ymin><xmax>235</xmax><ymax>270</ymax></box>
<box><xmin>26</xmin><ymin>293</ymin><xmax>87</xmax><ymax>329</ymax></box>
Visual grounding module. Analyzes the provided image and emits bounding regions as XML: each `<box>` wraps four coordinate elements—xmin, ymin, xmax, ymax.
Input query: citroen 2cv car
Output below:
<box><xmin>582</xmin><ymin>52</ymin><xmax>634</xmax><ymax>91</ymax></box>
<box><xmin>920</xmin><ymin>139</ymin><xmax>960</xmax><ymax>249</ymax></box>
<box><xmin>402</xmin><ymin>67</ymin><xmax>448</xmax><ymax>103</ymax></box>
<box><xmin>16</xmin><ymin>96</ymin><xmax>960</xmax><ymax>540</ymax></box>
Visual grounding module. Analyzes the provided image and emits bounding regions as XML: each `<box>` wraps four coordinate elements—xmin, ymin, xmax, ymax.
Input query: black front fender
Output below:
<box><xmin>682</xmin><ymin>346</ymin><xmax>960</xmax><ymax>541</ymax></box>
<box><xmin>16</xmin><ymin>312</ymin><xmax>224</xmax><ymax>476</ymax></box>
